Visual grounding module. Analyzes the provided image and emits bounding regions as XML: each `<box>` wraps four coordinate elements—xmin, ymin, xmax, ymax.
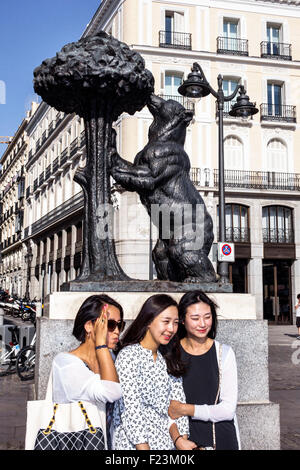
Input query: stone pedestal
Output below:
<box><xmin>35</xmin><ymin>291</ymin><xmax>280</xmax><ymax>450</ymax></box>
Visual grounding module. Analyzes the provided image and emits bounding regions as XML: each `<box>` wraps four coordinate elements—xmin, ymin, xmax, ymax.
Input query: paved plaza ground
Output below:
<box><xmin>0</xmin><ymin>324</ymin><xmax>299</xmax><ymax>450</ymax></box>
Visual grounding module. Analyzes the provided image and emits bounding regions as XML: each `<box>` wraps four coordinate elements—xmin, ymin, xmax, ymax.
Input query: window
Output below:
<box><xmin>267</xmin><ymin>139</ymin><xmax>287</xmax><ymax>173</ymax></box>
<box><xmin>160</xmin><ymin>11</ymin><xmax>191</xmax><ymax>49</ymax></box>
<box><xmin>165</xmin><ymin>11</ymin><xmax>184</xmax><ymax>43</ymax></box>
<box><xmin>267</xmin><ymin>82</ymin><xmax>283</xmax><ymax>116</ymax></box>
<box><xmin>224</xmin><ymin>136</ymin><xmax>244</xmax><ymax>170</ymax></box>
<box><xmin>267</xmin><ymin>24</ymin><xmax>281</xmax><ymax>55</ymax></box>
<box><xmin>223</xmin><ymin>18</ymin><xmax>239</xmax><ymax>50</ymax></box>
<box><xmin>164</xmin><ymin>72</ymin><xmax>183</xmax><ymax>99</ymax></box>
<box><xmin>223</xmin><ymin>78</ymin><xmax>240</xmax><ymax>115</ymax></box>
<box><xmin>262</xmin><ymin>206</ymin><xmax>293</xmax><ymax>243</ymax></box>
<box><xmin>218</xmin><ymin>204</ymin><xmax>249</xmax><ymax>242</ymax></box>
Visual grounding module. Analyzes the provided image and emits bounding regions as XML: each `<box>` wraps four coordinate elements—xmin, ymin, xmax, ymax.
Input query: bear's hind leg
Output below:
<box><xmin>152</xmin><ymin>239</ymin><xmax>170</xmax><ymax>280</ymax></box>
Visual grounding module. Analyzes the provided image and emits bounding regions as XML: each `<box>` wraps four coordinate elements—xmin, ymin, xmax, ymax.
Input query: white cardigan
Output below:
<box><xmin>192</xmin><ymin>340</ymin><xmax>241</xmax><ymax>449</ymax></box>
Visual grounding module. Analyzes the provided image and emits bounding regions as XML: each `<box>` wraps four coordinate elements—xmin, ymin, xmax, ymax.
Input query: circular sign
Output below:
<box><xmin>221</xmin><ymin>244</ymin><xmax>232</xmax><ymax>256</ymax></box>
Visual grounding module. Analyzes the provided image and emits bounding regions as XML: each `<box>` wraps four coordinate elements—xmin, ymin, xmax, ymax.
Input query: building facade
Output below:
<box><xmin>1</xmin><ymin>0</ymin><xmax>300</xmax><ymax>324</ymax></box>
<box><xmin>0</xmin><ymin>102</ymin><xmax>38</xmax><ymax>296</ymax></box>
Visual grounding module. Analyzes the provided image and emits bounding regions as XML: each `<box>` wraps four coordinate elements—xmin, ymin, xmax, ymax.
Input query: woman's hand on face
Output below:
<box><xmin>94</xmin><ymin>304</ymin><xmax>108</xmax><ymax>346</ymax></box>
<box><xmin>175</xmin><ymin>437</ymin><xmax>198</xmax><ymax>451</ymax></box>
<box><xmin>168</xmin><ymin>400</ymin><xmax>185</xmax><ymax>420</ymax></box>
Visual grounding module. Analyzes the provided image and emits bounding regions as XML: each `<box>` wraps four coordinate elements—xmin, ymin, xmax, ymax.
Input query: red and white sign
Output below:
<box><xmin>218</xmin><ymin>242</ymin><xmax>235</xmax><ymax>262</ymax></box>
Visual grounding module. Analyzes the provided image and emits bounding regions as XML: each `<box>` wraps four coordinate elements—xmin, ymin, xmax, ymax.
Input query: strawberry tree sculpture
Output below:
<box><xmin>34</xmin><ymin>32</ymin><xmax>154</xmax><ymax>282</ymax></box>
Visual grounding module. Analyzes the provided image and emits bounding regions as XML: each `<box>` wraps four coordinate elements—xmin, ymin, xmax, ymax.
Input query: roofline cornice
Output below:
<box><xmin>81</xmin><ymin>0</ymin><xmax>124</xmax><ymax>37</ymax></box>
<box><xmin>26</xmin><ymin>102</ymin><xmax>50</xmax><ymax>136</ymax></box>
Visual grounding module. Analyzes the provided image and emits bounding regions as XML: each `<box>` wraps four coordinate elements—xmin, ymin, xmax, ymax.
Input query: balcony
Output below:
<box><xmin>33</xmin><ymin>178</ymin><xmax>39</xmax><ymax>192</ymax></box>
<box><xmin>159</xmin><ymin>30</ymin><xmax>192</xmax><ymax>50</ymax></box>
<box><xmin>213</xmin><ymin>169</ymin><xmax>300</xmax><ymax>191</ymax></box>
<box><xmin>25</xmin><ymin>186</ymin><xmax>32</xmax><ymax>199</ymax></box>
<box><xmin>217</xmin><ymin>36</ymin><xmax>248</xmax><ymax>56</ymax></box>
<box><xmin>260</xmin><ymin>103</ymin><xmax>296</xmax><ymax>123</ymax></box>
<box><xmin>80</xmin><ymin>130</ymin><xmax>86</xmax><ymax>148</ymax></box>
<box><xmin>190</xmin><ymin>168</ymin><xmax>300</xmax><ymax>191</ymax></box>
<box><xmin>218</xmin><ymin>227</ymin><xmax>250</xmax><ymax>243</ymax></box>
<box><xmin>52</xmin><ymin>157</ymin><xmax>59</xmax><ymax>173</ymax></box>
<box><xmin>261</xmin><ymin>41</ymin><xmax>292</xmax><ymax>61</ymax></box>
<box><xmin>263</xmin><ymin>228</ymin><xmax>294</xmax><ymax>244</ymax></box>
<box><xmin>60</xmin><ymin>148</ymin><xmax>70</xmax><ymax>167</ymax></box>
<box><xmin>30</xmin><ymin>192</ymin><xmax>84</xmax><ymax>236</ymax></box>
<box><xmin>70</xmin><ymin>137</ymin><xmax>80</xmax><ymax>156</ymax></box>
<box><xmin>159</xmin><ymin>94</ymin><xmax>195</xmax><ymax>113</ymax></box>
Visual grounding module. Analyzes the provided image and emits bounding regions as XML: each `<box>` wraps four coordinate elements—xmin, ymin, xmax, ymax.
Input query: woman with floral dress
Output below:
<box><xmin>112</xmin><ymin>294</ymin><xmax>196</xmax><ymax>450</ymax></box>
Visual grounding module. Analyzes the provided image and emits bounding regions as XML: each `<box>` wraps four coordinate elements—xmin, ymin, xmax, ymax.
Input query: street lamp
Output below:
<box><xmin>25</xmin><ymin>244</ymin><xmax>33</xmax><ymax>299</ymax></box>
<box><xmin>178</xmin><ymin>62</ymin><xmax>258</xmax><ymax>283</ymax></box>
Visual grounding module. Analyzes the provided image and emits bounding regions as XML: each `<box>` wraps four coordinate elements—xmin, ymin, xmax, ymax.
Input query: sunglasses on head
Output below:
<box><xmin>107</xmin><ymin>319</ymin><xmax>126</xmax><ymax>332</ymax></box>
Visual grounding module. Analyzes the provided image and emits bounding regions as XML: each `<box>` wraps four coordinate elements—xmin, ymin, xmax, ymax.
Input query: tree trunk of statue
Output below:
<box><xmin>74</xmin><ymin>99</ymin><xmax>130</xmax><ymax>281</ymax></box>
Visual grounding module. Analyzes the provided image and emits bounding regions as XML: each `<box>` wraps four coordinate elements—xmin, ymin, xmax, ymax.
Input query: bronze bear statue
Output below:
<box><xmin>109</xmin><ymin>94</ymin><xmax>216</xmax><ymax>283</ymax></box>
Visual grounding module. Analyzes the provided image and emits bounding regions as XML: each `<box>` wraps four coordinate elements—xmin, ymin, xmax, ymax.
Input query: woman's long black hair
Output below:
<box><xmin>117</xmin><ymin>294</ymin><xmax>185</xmax><ymax>377</ymax></box>
<box><xmin>72</xmin><ymin>294</ymin><xmax>124</xmax><ymax>343</ymax></box>
<box><xmin>178</xmin><ymin>290</ymin><xmax>218</xmax><ymax>340</ymax></box>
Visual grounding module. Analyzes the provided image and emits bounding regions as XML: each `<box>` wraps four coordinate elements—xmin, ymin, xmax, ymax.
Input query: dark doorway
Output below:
<box><xmin>228</xmin><ymin>259</ymin><xmax>248</xmax><ymax>293</ymax></box>
<box><xmin>263</xmin><ymin>260</ymin><xmax>292</xmax><ymax>324</ymax></box>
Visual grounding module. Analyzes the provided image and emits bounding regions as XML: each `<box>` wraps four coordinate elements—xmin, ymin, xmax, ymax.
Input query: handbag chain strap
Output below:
<box><xmin>43</xmin><ymin>401</ymin><xmax>97</xmax><ymax>435</ymax></box>
<box><xmin>212</xmin><ymin>343</ymin><xmax>222</xmax><ymax>450</ymax></box>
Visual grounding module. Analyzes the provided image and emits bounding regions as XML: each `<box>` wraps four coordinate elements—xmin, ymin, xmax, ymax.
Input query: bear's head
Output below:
<box><xmin>147</xmin><ymin>94</ymin><xmax>193</xmax><ymax>145</ymax></box>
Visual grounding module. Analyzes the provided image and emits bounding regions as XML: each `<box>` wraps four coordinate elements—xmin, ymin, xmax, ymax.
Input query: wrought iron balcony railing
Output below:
<box><xmin>217</xmin><ymin>36</ymin><xmax>248</xmax><ymax>56</ymax></box>
<box><xmin>213</xmin><ymin>169</ymin><xmax>300</xmax><ymax>191</ymax></box>
<box><xmin>217</xmin><ymin>227</ymin><xmax>250</xmax><ymax>243</ymax></box>
<box><xmin>159</xmin><ymin>94</ymin><xmax>195</xmax><ymax>113</ymax></box>
<box><xmin>260</xmin><ymin>103</ymin><xmax>296</xmax><ymax>123</ymax></box>
<box><xmin>261</xmin><ymin>41</ymin><xmax>292</xmax><ymax>60</ymax></box>
<box><xmin>263</xmin><ymin>227</ymin><xmax>294</xmax><ymax>244</ymax></box>
<box><xmin>159</xmin><ymin>30</ymin><xmax>192</xmax><ymax>50</ymax></box>
<box><xmin>30</xmin><ymin>192</ymin><xmax>83</xmax><ymax>237</ymax></box>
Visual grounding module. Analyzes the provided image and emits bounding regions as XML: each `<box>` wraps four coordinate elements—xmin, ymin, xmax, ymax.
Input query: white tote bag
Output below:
<box><xmin>25</xmin><ymin>370</ymin><xmax>107</xmax><ymax>450</ymax></box>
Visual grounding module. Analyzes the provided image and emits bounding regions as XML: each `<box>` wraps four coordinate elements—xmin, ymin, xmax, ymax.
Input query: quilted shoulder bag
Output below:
<box><xmin>25</xmin><ymin>369</ymin><xmax>106</xmax><ymax>450</ymax></box>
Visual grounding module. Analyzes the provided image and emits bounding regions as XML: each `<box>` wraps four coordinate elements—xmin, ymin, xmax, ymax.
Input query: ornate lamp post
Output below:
<box><xmin>25</xmin><ymin>244</ymin><xmax>33</xmax><ymax>299</ymax></box>
<box><xmin>178</xmin><ymin>63</ymin><xmax>258</xmax><ymax>283</ymax></box>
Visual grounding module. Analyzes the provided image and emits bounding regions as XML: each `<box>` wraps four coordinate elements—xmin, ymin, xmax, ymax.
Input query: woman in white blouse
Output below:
<box><xmin>168</xmin><ymin>290</ymin><xmax>241</xmax><ymax>450</ymax></box>
<box><xmin>113</xmin><ymin>294</ymin><xmax>197</xmax><ymax>450</ymax></box>
<box><xmin>52</xmin><ymin>294</ymin><xmax>124</xmax><ymax>449</ymax></box>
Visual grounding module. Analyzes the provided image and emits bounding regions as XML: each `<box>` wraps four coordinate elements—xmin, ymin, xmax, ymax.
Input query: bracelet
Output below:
<box><xmin>95</xmin><ymin>345</ymin><xmax>108</xmax><ymax>350</ymax></box>
<box><xmin>174</xmin><ymin>435</ymin><xmax>183</xmax><ymax>447</ymax></box>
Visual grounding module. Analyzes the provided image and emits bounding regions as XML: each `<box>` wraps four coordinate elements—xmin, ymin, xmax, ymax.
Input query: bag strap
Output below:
<box><xmin>212</xmin><ymin>343</ymin><xmax>222</xmax><ymax>450</ymax></box>
<box><xmin>42</xmin><ymin>401</ymin><xmax>97</xmax><ymax>436</ymax></box>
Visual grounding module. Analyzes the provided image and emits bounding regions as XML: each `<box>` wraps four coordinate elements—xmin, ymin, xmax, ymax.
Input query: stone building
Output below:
<box><xmin>2</xmin><ymin>0</ymin><xmax>300</xmax><ymax>325</ymax></box>
<box><xmin>0</xmin><ymin>102</ymin><xmax>38</xmax><ymax>296</ymax></box>
<box><xmin>84</xmin><ymin>0</ymin><xmax>300</xmax><ymax>324</ymax></box>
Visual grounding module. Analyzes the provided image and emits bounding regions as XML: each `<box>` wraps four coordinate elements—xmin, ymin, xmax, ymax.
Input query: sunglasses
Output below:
<box><xmin>107</xmin><ymin>319</ymin><xmax>126</xmax><ymax>332</ymax></box>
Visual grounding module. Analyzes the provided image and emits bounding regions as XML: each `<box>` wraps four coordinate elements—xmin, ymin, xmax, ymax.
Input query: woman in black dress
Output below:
<box><xmin>168</xmin><ymin>291</ymin><xmax>240</xmax><ymax>450</ymax></box>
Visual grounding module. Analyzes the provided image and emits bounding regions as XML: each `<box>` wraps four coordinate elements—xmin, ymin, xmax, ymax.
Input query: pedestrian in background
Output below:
<box><xmin>294</xmin><ymin>293</ymin><xmax>300</xmax><ymax>339</ymax></box>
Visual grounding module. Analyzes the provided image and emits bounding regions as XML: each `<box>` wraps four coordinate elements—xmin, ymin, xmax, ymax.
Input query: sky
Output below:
<box><xmin>0</xmin><ymin>0</ymin><xmax>101</xmax><ymax>158</ymax></box>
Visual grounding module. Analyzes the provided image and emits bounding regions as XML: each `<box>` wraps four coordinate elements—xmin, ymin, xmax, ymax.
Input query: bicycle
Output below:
<box><xmin>16</xmin><ymin>331</ymin><xmax>36</xmax><ymax>381</ymax></box>
<box><xmin>0</xmin><ymin>326</ymin><xmax>20</xmax><ymax>376</ymax></box>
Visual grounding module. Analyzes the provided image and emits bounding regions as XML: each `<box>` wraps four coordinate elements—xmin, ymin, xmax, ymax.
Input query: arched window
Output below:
<box><xmin>217</xmin><ymin>203</ymin><xmax>249</xmax><ymax>242</ymax></box>
<box><xmin>224</xmin><ymin>135</ymin><xmax>244</xmax><ymax>170</ymax></box>
<box><xmin>262</xmin><ymin>205</ymin><xmax>293</xmax><ymax>243</ymax></box>
<box><xmin>267</xmin><ymin>138</ymin><xmax>287</xmax><ymax>172</ymax></box>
